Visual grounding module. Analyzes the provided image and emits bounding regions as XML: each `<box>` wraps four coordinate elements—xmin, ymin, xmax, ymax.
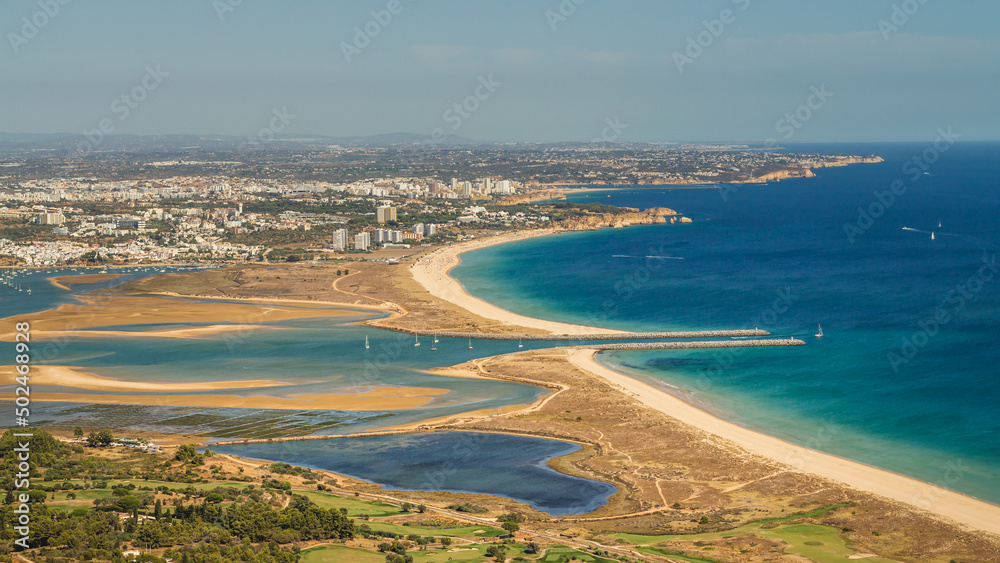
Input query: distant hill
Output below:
<box><xmin>0</xmin><ymin>131</ymin><xmax>481</xmax><ymax>152</ymax></box>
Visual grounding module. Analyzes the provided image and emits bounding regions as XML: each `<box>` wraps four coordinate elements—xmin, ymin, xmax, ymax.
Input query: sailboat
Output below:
<box><xmin>518</xmin><ymin>339</ymin><xmax>523</xmax><ymax>349</ymax></box>
<box><xmin>364</xmin><ymin>335</ymin><xmax>370</xmax><ymax>349</ymax></box>
<box><xmin>815</xmin><ymin>324</ymin><xmax>824</xmax><ymax>338</ymax></box>
<box><xmin>414</xmin><ymin>334</ymin><xmax>420</xmax><ymax>347</ymax></box>
<box><xmin>468</xmin><ymin>339</ymin><xmax>473</xmax><ymax>350</ymax></box>
<box><xmin>931</xmin><ymin>232</ymin><xmax>936</xmax><ymax>240</ymax></box>
<box><xmin>433</xmin><ymin>334</ymin><xmax>439</xmax><ymax>344</ymax></box>
<box><xmin>938</xmin><ymin>221</ymin><xmax>942</xmax><ymax>228</ymax></box>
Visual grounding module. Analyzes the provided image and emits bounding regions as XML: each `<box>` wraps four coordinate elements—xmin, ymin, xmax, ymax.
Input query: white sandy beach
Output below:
<box><xmin>413</xmin><ymin>231</ymin><xmax>1000</xmax><ymax>536</ymax></box>
<box><xmin>411</xmin><ymin>230</ymin><xmax>627</xmax><ymax>336</ymax></box>
<box><xmin>567</xmin><ymin>349</ymin><xmax>1000</xmax><ymax>536</ymax></box>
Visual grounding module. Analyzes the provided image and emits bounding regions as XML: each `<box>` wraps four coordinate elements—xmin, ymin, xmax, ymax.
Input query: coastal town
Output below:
<box><xmin>0</xmin><ymin>142</ymin><xmax>879</xmax><ymax>266</ymax></box>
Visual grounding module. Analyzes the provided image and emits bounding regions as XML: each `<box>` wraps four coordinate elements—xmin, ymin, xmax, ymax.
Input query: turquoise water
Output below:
<box><xmin>452</xmin><ymin>142</ymin><xmax>1000</xmax><ymax>506</ymax></box>
<box><xmin>6</xmin><ymin>266</ymin><xmax>625</xmax><ymax>510</ymax></box>
<box><xmin>212</xmin><ymin>431</ymin><xmax>617</xmax><ymax>516</ymax></box>
<box><xmin>1</xmin><ymin>266</ymin><xmax>554</xmax><ymax>434</ymax></box>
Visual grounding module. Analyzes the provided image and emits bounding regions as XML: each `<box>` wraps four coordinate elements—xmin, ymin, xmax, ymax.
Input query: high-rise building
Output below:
<box><xmin>427</xmin><ymin>223</ymin><xmax>437</xmax><ymax>236</ymax></box>
<box><xmin>354</xmin><ymin>232</ymin><xmax>371</xmax><ymax>251</ymax></box>
<box><xmin>36</xmin><ymin>212</ymin><xmax>65</xmax><ymax>225</ymax></box>
<box><xmin>412</xmin><ymin>223</ymin><xmax>425</xmax><ymax>235</ymax></box>
<box><xmin>376</xmin><ymin>206</ymin><xmax>397</xmax><ymax>224</ymax></box>
<box><xmin>331</xmin><ymin>229</ymin><xmax>349</xmax><ymax>251</ymax></box>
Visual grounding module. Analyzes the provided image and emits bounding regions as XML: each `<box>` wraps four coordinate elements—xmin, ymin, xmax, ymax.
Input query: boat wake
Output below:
<box><xmin>612</xmin><ymin>255</ymin><xmax>684</xmax><ymax>260</ymax></box>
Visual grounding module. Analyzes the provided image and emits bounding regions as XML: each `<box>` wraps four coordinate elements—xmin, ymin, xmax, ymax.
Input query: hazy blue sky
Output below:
<box><xmin>2</xmin><ymin>0</ymin><xmax>998</xmax><ymax>143</ymax></box>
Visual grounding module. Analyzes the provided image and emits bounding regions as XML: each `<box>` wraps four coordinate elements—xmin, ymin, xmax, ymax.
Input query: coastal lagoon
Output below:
<box><xmin>212</xmin><ymin>431</ymin><xmax>617</xmax><ymax>516</ymax></box>
<box><xmin>3</xmin><ymin>266</ymin><xmax>626</xmax><ymax>512</ymax></box>
<box><xmin>453</xmin><ymin>142</ymin><xmax>1000</xmax><ymax>505</ymax></box>
<box><xmin>5</xmin><ymin>269</ymin><xmax>650</xmax><ymax>439</ymax></box>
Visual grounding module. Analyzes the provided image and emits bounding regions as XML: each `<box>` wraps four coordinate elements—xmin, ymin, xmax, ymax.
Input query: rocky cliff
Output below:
<box><xmin>556</xmin><ymin>207</ymin><xmax>691</xmax><ymax>230</ymax></box>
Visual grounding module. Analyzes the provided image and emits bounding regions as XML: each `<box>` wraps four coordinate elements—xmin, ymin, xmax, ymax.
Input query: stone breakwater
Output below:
<box><xmin>400</xmin><ymin>329</ymin><xmax>771</xmax><ymax>341</ymax></box>
<box><xmin>579</xmin><ymin>339</ymin><xmax>805</xmax><ymax>350</ymax></box>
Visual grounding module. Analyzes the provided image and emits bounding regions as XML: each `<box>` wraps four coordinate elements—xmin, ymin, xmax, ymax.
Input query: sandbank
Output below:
<box><xmin>33</xmin><ymin>324</ymin><xmax>276</xmax><ymax>340</ymax></box>
<box><xmin>22</xmin><ymin>386</ymin><xmax>449</xmax><ymax>411</ymax></box>
<box><xmin>4</xmin><ymin>365</ymin><xmax>288</xmax><ymax>392</ymax></box>
<box><xmin>0</xmin><ymin>294</ymin><xmax>355</xmax><ymax>340</ymax></box>
<box><xmin>48</xmin><ymin>273</ymin><xmax>123</xmax><ymax>290</ymax></box>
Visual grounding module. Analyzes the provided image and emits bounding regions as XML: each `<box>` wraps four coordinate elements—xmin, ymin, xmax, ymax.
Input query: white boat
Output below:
<box><xmin>815</xmin><ymin>324</ymin><xmax>824</xmax><ymax>338</ymax></box>
<box><xmin>433</xmin><ymin>335</ymin><xmax>439</xmax><ymax>343</ymax></box>
<box><xmin>414</xmin><ymin>334</ymin><xmax>420</xmax><ymax>347</ymax></box>
<box><xmin>931</xmin><ymin>232</ymin><xmax>935</xmax><ymax>240</ymax></box>
<box><xmin>518</xmin><ymin>339</ymin><xmax>523</xmax><ymax>348</ymax></box>
<box><xmin>365</xmin><ymin>335</ymin><xmax>370</xmax><ymax>349</ymax></box>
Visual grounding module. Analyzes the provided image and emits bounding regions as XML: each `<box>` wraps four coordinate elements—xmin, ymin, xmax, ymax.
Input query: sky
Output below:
<box><xmin>2</xmin><ymin>0</ymin><xmax>999</xmax><ymax>143</ymax></box>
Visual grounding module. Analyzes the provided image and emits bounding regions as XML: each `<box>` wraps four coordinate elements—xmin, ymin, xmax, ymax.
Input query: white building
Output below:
<box><xmin>354</xmin><ymin>232</ymin><xmax>371</xmax><ymax>251</ymax></box>
<box><xmin>331</xmin><ymin>228</ymin><xmax>349</xmax><ymax>251</ymax></box>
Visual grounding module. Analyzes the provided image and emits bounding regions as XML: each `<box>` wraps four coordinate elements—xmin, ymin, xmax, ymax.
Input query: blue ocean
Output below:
<box><xmin>452</xmin><ymin>142</ymin><xmax>1000</xmax><ymax>505</ymax></box>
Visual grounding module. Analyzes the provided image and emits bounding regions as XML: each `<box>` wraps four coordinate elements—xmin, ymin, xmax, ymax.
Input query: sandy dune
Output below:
<box><xmin>567</xmin><ymin>349</ymin><xmax>1000</xmax><ymax>536</ymax></box>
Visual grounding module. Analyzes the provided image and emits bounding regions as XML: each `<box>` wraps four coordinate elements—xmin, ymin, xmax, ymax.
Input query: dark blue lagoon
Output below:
<box><xmin>211</xmin><ymin>431</ymin><xmax>616</xmax><ymax>516</ymax></box>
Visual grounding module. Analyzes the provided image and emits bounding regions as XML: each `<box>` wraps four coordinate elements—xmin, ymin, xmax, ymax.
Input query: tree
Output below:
<box><xmin>401</xmin><ymin>502</ymin><xmax>413</xmax><ymax>512</ymax></box>
<box><xmin>501</xmin><ymin>521</ymin><xmax>519</xmax><ymax>535</ymax></box>
<box><xmin>440</xmin><ymin>538</ymin><xmax>453</xmax><ymax>548</ymax></box>
<box><xmin>524</xmin><ymin>541</ymin><xmax>539</xmax><ymax>554</ymax></box>
<box><xmin>153</xmin><ymin>499</ymin><xmax>163</xmax><ymax>519</ymax></box>
<box><xmin>87</xmin><ymin>429</ymin><xmax>114</xmax><ymax>447</ymax></box>
<box><xmin>485</xmin><ymin>545</ymin><xmax>507</xmax><ymax>560</ymax></box>
<box><xmin>116</xmin><ymin>495</ymin><xmax>142</xmax><ymax>513</ymax></box>
<box><xmin>175</xmin><ymin>444</ymin><xmax>202</xmax><ymax>464</ymax></box>
<box><xmin>74</xmin><ymin>426</ymin><xmax>84</xmax><ymax>438</ymax></box>
<box><xmin>497</xmin><ymin>512</ymin><xmax>525</xmax><ymax>524</ymax></box>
